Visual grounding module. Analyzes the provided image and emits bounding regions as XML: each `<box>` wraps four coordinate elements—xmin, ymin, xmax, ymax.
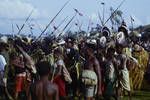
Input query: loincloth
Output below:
<box><xmin>82</xmin><ymin>70</ymin><xmax>98</xmax><ymax>97</ymax></box>
<box><xmin>15</xmin><ymin>72</ymin><xmax>26</xmax><ymax>92</ymax></box>
<box><xmin>82</xmin><ymin>70</ymin><xmax>98</xmax><ymax>86</ymax></box>
<box><xmin>120</xmin><ymin>68</ymin><xmax>131</xmax><ymax>91</ymax></box>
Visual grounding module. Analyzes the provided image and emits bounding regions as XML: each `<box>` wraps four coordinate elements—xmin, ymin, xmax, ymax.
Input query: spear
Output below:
<box><xmin>87</xmin><ymin>17</ymin><xmax>91</xmax><ymax>32</ymax></box>
<box><xmin>101</xmin><ymin>2</ymin><xmax>105</xmax><ymax>25</ymax></box>
<box><xmin>37</xmin><ymin>0</ymin><xmax>71</xmax><ymax>39</ymax></box>
<box><xmin>66</xmin><ymin>21</ymin><xmax>74</xmax><ymax>33</ymax></box>
<box><xmin>16</xmin><ymin>24</ymin><xmax>20</xmax><ymax>31</ymax></box>
<box><xmin>130</xmin><ymin>16</ymin><xmax>134</xmax><ymax>32</ymax></box>
<box><xmin>98</xmin><ymin>11</ymin><xmax>104</xmax><ymax>26</ymax></box>
<box><xmin>11</xmin><ymin>20</ymin><xmax>14</xmax><ymax>35</ymax></box>
<box><xmin>75</xmin><ymin>19</ymin><xmax>83</xmax><ymax>32</ymax></box>
<box><xmin>103</xmin><ymin>0</ymin><xmax>126</xmax><ymax>26</ymax></box>
<box><xmin>51</xmin><ymin>16</ymin><xmax>68</xmax><ymax>35</ymax></box>
<box><xmin>27</xmin><ymin>22</ymin><xmax>34</xmax><ymax>36</ymax></box>
<box><xmin>17</xmin><ymin>10</ymin><xmax>34</xmax><ymax>35</ymax></box>
<box><xmin>34</xmin><ymin>19</ymin><xmax>43</xmax><ymax>32</ymax></box>
<box><xmin>58</xmin><ymin>8</ymin><xmax>82</xmax><ymax>37</ymax></box>
<box><xmin>58</xmin><ymin>13</ymin><xmax>77</xmax><ymax>37</ymax></box>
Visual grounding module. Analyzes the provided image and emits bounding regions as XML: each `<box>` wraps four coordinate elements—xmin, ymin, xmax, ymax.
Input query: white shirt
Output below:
<box><xmin>0</xmin><ymin>55</ymin><xmax>7</xmax><ymax>71</ymax></box>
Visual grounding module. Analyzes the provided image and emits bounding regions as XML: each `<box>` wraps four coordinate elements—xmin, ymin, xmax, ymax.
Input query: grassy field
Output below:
<box><xmin>123</xmin><ymin>91</ymin><xmax>150</xmax><ymax>100</ymax></box>
<box><xmin>0</xmin><ymin>90</ymin><xmax>150</xmax><ymax>100</ymax></box>
<box><xmin>73</xmin><ymin>91</ymin><xmax>150</xmax><ymax>100</ymax></box>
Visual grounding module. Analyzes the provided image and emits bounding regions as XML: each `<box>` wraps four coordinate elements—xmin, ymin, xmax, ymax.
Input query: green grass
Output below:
<box><xmin>123</xmin><ymin>91</ymin><xmax>150</xmax><ymax>100</ymax></box>
<box><xmin>0</xmin><ymin>91</ymin><xmax>150</xmax><ymax>100</ymax></box>
<box><xmin>123</xmin><ymin>96</ymin><xmax>150</xmax><ymax>100</ymax></box>
<box><xmin>72</xmin><ymin>91</ymin><xmax>150</xmax><ymax>100</ymax></box>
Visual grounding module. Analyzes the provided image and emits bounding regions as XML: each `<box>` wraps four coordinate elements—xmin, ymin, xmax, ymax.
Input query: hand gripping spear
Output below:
<box><xmin>36</xmin><ymin>0</ymin><xmax>71</xmax><ymax>40</ymax></box>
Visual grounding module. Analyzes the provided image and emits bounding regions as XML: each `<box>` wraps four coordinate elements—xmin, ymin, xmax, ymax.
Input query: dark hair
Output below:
<box><xmin>107</xmin><ymin>47</ymin><xmax>116</xmax><ymax>54</ymax></box>
<box><xmin>36</xmin><ymin>61</ymin><xmax>51</xmax><ymax>77</ymax></box>
<box><xmin>118</xmin><ymin>26</ymin><xmax>128</xmax><ymax>37</ymax></box>
<box><xmin>0</xmin><ymin>43</ymin><xmax>8</xmax><ymax>52</ymax></box>
<box><xmin>9</xmin><ymin>51</ymin><xmax>18</xmax><ymax>60</ymax></box>
<box><xmin>86</xmin><ymin>43</ymin><xmax>96</xmax><ymax>51</ymax></box>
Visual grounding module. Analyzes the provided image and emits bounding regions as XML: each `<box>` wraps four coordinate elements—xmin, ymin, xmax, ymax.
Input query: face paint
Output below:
<box><xmin>99</xmin><ymin>36</ymin><xmax>106</xmax><ymax>48</ymax></box>
<box><xmin>66</xmin><ymin>48</ymin><xmax>70</xmax><ymax>54</ymax></box>
<box><xmin>117</xmin><ymin>32</ymin><xmax>126</xmax><ymax>45</ymax></box>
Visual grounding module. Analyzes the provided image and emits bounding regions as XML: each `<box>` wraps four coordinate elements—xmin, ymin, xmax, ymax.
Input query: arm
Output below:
<box><xmin>57</xmin><ymin>60</ymin><xmax>72</xmax><ymax>83</ymax></box>
<box><xmin>17</xmin><ymin>46</ymin><xmax>37</xmax><ymax>74</ymax></box>
<box><xmin>62</xmin><ymin>64</ymin><xmax>72</xmax><ymax>83</ymax></box>
<box><xmin>94</xmin><ymin>58</ymin><xmax>102</xmax><ymax>95</ymax></box>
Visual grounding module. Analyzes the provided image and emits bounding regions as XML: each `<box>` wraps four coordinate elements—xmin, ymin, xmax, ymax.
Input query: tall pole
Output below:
<box><xmin>98</xmin><ymin>11</ymin><xmax>104</xmax><ymax>26</ymax></box>
<box><xmin>34</xmin><ymin>19</ymin><xmax>43</xmax><ymax>32</ymax></box>
<box><xmin>36</xmin><ymin>0</ymin><xmax>71</xmax><ymax>40</ymax></box>
<box><xmin>101</xmin><ymin>2</ymin><xmax>105</xmax><ymax>26</ymax></box>
<box><xmin>51</xmin><ymin>16</ymin><xmax>68</xmax><ymax>35</ymax></box>
<box><xmin>58</xmin><ymin>8</ymin><xmax>82</xmax><ymax>37</ymax></box>
<box><xmin>17</xmin><ymin>10</ymin><xmax>34</xmax><ymax>35</ymax></box>
<box><xmin>130</xmin><ymin>16</ymin><xmax>134</xmax><ymax>32</ymax></box>
<box><xmin>27</xmin><ymin>22</ymin><xmax>34</xmax><ymax>37</ymax></box>
<box><xmin>58</xmin><ymin>13</ymin><xmax>77</xmax><ymax>37</ymax></box>
<box><xmin>103</xmin><ymin>0</ymin><xmax>126</xmax><ymax>26</ymax></box>
<box><xmin>16</xmin><ymin>24</ymin><xmax>20</xmax><ymax>31</ymax></box>
<box><xmin>11</xmin><ymin>19</ymin><xmax>14</xmax><ymax>36</ymax></box>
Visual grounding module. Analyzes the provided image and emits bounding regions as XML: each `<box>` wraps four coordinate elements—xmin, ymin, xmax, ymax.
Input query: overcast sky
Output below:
<box><xmin>0</xmin><ymin>0</ymin><xmax>150</xmax><ymax>35</ymax></box>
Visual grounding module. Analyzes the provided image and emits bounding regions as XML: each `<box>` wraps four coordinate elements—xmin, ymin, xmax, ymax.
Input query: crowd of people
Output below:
<box><xmin>0</xmin><ymin>21</ymin><xmax>150</xmax><ymax>100</ymax></box>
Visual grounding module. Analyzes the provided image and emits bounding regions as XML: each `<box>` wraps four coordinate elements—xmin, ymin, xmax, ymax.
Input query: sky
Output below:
<box><xmin>0</xmin><ymin>0</ymin><xmax>150</xmax><ymax>36</ymax></box>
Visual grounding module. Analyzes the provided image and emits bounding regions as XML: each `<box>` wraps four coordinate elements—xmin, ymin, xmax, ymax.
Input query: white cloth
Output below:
<box><xmin>0</xmin><ymin>55</ymin><xmax>6</xmax><ymax>86</ymax></box>
<box><xmin>0</xmin><ymin>55</ymin><xmax>7</xmax><ymax>71</ymax></box>
<box><xmin>82</xmin><ymin>70</ymin><xmax>98</xmax><ymax>97</ymax></box>
<box><xmin>55</xmin><ymin>59</ymin><xmax>72</xmax><ymax>83</ymax></box>
<box><xmin>82</xmin><ymin>70</ymin><xmax>98</xmax><ymax>86</ymax></box>
<box><xmin>117</xmin><ymin>54</ymin><xmax>131</xmax><ymax>91</ymax></box>
<box><xmin>107</xmin><ymin>63</ymin><xmax>115</xmax><ymax>80</ymax></box>
<box><xmin>57</xmin><ymin>59</ymin><xmax>64</xmax><ymax>66</ymax></box>
<box><xmin>120</xmin><ymin>67</ymin><xmax>131</xmax><ymax>91</ymax></box>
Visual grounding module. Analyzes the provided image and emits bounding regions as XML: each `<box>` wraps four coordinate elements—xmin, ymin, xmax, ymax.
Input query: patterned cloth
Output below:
<box><xmin>132</xmin><ymin>48</ymin><xmax>149</xmax><ymax>90</ymax></box>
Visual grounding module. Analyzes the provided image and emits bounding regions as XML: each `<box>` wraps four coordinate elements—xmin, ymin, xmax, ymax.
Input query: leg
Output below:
<box><xmin>116</xmin><ymin>87</ymin><xmax>122</xmax><ymax>100</ymax></box>
<box><xmin>128</xmin><ymin>91</ymin><xmax>132</xmax><ymax>100</ymax></box>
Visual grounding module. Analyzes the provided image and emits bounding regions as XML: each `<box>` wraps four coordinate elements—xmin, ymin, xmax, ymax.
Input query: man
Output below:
<box><xmin>64</xmin><ymin>38</ymin><xmax>79</xmax><ymax>97</ymax></box>
<box><xmin>28</xmin><ymin>61</ymin><xmax>59</xmax><ymax>100</ymax></box>
<box><xmin>104</xmin><ymin>47</ymin><xmax>116</xmax><ymax>100</ymax></box>
<box><xmin>0</xmin><ymin>37</ymin><xmax>10</xmax><ymax>99</ymax></box>
<box><xmin>82</xmin><ymin>42</ymin><xmax>102</xmax><ymax>100</ymax></box>
<box><xmin>115</xmin><ymin>44</ymin><xmax>131</xmax><ymax>100</ymax></box>
<box><xmin>0</xmin><ymin>43</ymin><xmax>7</xmax><ymax>99</ymax></box>
<box><xmin>132</xmin><ymin>44</ymin><xmax>149</xmax><ymax>90</ymax></box>
<box><xmin>117</xmin><ymin>22</ymin><xmax>137</xmax><ymax>92</ymax></box>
